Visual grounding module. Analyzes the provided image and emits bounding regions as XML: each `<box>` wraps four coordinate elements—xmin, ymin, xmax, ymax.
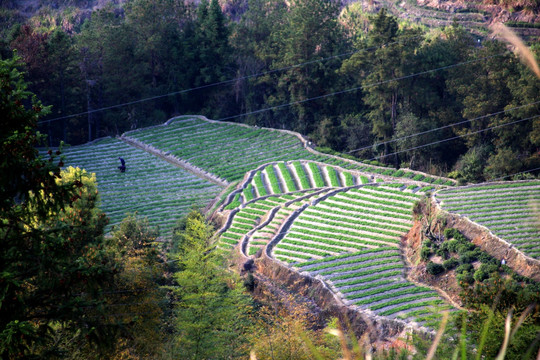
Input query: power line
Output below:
<box><xmin>368</xmin><ymin>114</ymin><xmax>540</xmax><ymax>161</ymax></box>
<box><xmin>493</xmin><ymin>166</ymin><xmax>540</xmax><ymax>181</ymax></box>
<box><xmin>215</xmin><ymin>52</ymin><xmax>506</xmax><ymax>122</ymax></box>
<box><xmin>37</xmin><ymin>34</ymin><xmax>424</xmax><ymax>125</ymax></box>
<box><xmin>346</xmin><ymin>100</ymin><xmax>540</xmax><ymax>154</ymax></box>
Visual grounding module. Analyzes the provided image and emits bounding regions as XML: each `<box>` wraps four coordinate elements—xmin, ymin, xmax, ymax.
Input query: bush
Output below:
<box><xmin>473</xmin><ymin>268</ymin><xmax>489</xmax><ymax>282</ymax></box>
<box><xmin>456</xmin><ymin>263</ymin><xmax>473</xmax><ymax>274</ymax></box>
<box><xmin>477</xmin><ymin>252</ymin><xmax>498</xmax><ymax>265</ymax></box>
<box><xmin>441</xmin><ymin>239</ymin><xmax>460</xmax><ymax>253</ymax></box>
<box><xmin>421</xmin><ymin>246</ymin><xmax>432</xmax><ymax>261</ymax></box>
<box><xmin>443</xmin><ymin>258</ymin><xmax>459</xmax><ymax>271</ymax></box>
<box><xmin>456</xmin><ymin>242</ymin><xmax>475</xmax><ymax>255</ymax></box>
<box><xmin>436</xmin><ymin>248</ymin><xmax>449</xmax><ymax>259</ymax></box>
<box><xmin>457</xmin><ymin>270</ymin><xmax>474</xmax><ymax>285</ymax></box>
<box><xmin>459</xmin><ymin>251</ymin><xmax>478</xmax><ymax>264</ymax></box>
<box><xmin>426</xmin><ymin>262</ymin><xmax>445</xmax><ymax>275</ymax></box>
<box><xmin>444</xmin><ymin>228</ymin><xmax>459</xmax><ymax>240</ymax></box>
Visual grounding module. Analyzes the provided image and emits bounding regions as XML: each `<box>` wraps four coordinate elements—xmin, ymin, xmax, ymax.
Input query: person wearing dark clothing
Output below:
<box><xmin>118</xmin><ymin>157</ymin><xmax>126</xmax><ymax>173</ymax></box>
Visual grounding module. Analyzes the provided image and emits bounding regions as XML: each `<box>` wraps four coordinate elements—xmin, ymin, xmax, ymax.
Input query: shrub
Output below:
<box><xmin>473</xmin><ymin>268</ymin><xmax>489</xmax><ymax>282</ymax></box>
<box><xmin>420</xmin><ymin>246</ymin><xmax>432</xmax><ymax>261</ymax></box>
<box><xmin>459</xmin><ymin>251</ymin><xmax>478</xmax><ymax>264</ymax></box>
<box><xmin>456</xmin><ymin>263</ymin><xmax>473</xmax><ymax>274</ymax></box>
<box><xmin>478</xmin><ymin>253</ymin><xmax>499</xmax><ymax>265</ymax></box>
<box><xmin>456</xmin><ymin>242</ymin><xmax>475</xmax><ymax>255</ymax></box>
<box><xmin>480</xmin><ymin>263</ymin><xmax>499</xmax><ymax>275</ymax></box>
<box><xmin>444</xmin><ymin>228</ymin><xmax>459</xmax><ymax>240</ymax></box>
<box><xmin>441</xmin><ymin>239</ymin><xmax>460</xmax><ymax>253</ymax></box>
<box><xmin>443</xmin><ymin>258</ymin><xmax>459</xmax><ymax>271</ymax></box>
<box><xmin>436</xmin><ymin>248</ymin><xmax>449</xmax><ymax>259</ymax></box>
<box><xmin>457</xmin><ymin>270</ymin><xmax>474</xmax><ymax>285</ymax></box>
<box><xmin>426</xmin><ymin>262</ymin><xmax>445</xmax><ymax>275</ymax></box>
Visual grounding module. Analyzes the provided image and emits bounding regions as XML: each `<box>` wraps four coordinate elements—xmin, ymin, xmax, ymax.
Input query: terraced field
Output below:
<box><xmin>218</xmin><ymin>170</ymin><xmax>454</xmax><ymax>326</ymax></box>
<box><xmin>272</xmin><ymin>185</ymin><xmax>421</xmax><ymax>262</ymax></box>
<box><xmin>56</xmin><ymin>137</ymin><xmax>222</xmax><ymax>237</ymax></box>
<box><xmin>436</xmin><ymin>181</ymin><xmax>540</xmax><ymax>259</ymax></box>
<box><xmin>230</xmin><ymin>160</ymin><xmax>443</xmax><ymax>208</ymax></box>
<box><xmin>123</xmin><ymin>116</ymin><xmax>454</xmax><ymax>185</ymax></box>
<box><xmin>217</xmin><ymin>190</ymin><xmax>331</xmax><ymax>253</ymax></box>
<box><xmin>296</xmin><ymin>250</ymin><xmax>449</xmax><ymax>325</ymax></box>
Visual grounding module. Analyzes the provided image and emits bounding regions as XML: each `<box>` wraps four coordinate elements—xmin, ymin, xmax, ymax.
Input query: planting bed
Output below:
<box><xmin>436</xmin><ymin>181</ymin><xmax>540</xmax><ymax>259</ymax></box>
<box><xmin>123</xmin><ymin>117</ymin><xmax>454</xmax><ymax>185</ymax></box>
<box><xmin>55</xmin><ymin>137</ymin><xmax>222</xmax><ymax>237</ymax></box>
<box><xmin>296</xmin><ymin>249</ymin><xmax>450</xmax><ymax>325</ymax></box>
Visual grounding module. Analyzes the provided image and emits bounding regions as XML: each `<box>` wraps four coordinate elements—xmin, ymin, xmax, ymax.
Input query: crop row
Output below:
<box><xmin>301</xmin><ymin>251</ymin><xmax>401</xmax><ymax>272</ymax></box>
<box><xmin>292</xmin><ymin>162</ymin><xmax>313</xmax><ymax>189</ymax></box>
<box><xmin>308</xmin><ymin>162</ymin><xmax>326</xmax><ymax>188</ymax></box>
<box><xmin>319</xmin><ymin>258</ymin><xmax>402</xmax><ymax>276</ymax></box>
<box><xmin>265</xmin><ymin>167</ymin><xmax>282</xmax><ymax>194</ymax></box>
<box><xmin>335</xmin><ymin>272</ymin><xmax>403</xmax><ymax>288</ymax></box>
<box><xmin>58</xmin><ymin>138</ymin><xmax>221</xmax><ymax>237</ymax></box>
<box><xmin>326</xmin><ymin>166</ymin><xmax>341</xmax><ymax>187</ymax></box>
<box><xmin>438</xmin><ymin>181</ymin><xmax>540</xmax><ymax>259</ymax></box>
<box><xmin>439</xmin><ymin>181</ymin><xmax>540</xmax><ymax>194</ymax></box>
<box><xmin>341</xmin><ymin>191</ymin><xmax>414</xmax><ymax>209</ymax></box>
<box><xmin>286</xmin><ymin>232</ymin><xmax>389</xmax><ymax>251</ymax></box>
<box><xmin>277</xmin><ymin>163</ymin><xmax>298</xmax><ymax>192</ymax></box>
<box><xmin>253</xmin><ymin>171</ymin><xmax>268</xmax><ymax>197</ymax></box>
<box><xmin>288</xmin><ymin>227</ymin><xmax>399</xmax><ymax>247</ymax></box>
<box><xmin>279</xmin><ymin>239</ymin><xmax>347</xmax><ymax>254</ymax></box>
<box><xmin>297</xmin><ymin>247</ymin><xmax>397</xmax><ymax>267</ymax></box>
<box><xmin>293</xmin><ymin>219</ymin><xmax>401</xmax><ymax>241</ymax></box>
<box><xmin>324</xmin><ymin>198</ymin><xmax>412</xmax><ymax>219</ymax></box>
<box><xmin>300</xmin><ymin>209</ymin><xmax>410</xmax><ymax>233</ymax></box>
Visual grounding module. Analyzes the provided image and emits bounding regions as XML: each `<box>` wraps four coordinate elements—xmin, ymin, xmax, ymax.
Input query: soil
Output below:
<box><xmin>401</xmin><ymin>221</ymin><xmax>465</xmax><ymax>308</ymax></box>
<box><xmin>416</xmin><ymin>0</ymin><xmax>540</xmax><ymax>23</ymax></box>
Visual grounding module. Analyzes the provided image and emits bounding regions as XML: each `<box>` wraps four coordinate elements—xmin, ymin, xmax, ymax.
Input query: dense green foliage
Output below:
<box><xmin>170</xmin><ymin>210</ymin><xmax>255</xmax><ymax>359</ymax></box>
<box><xmin>1</xmin><ymin>0</ymin><xmax>538</xmax><ymax>180</ymax></box>
<box><xmin>0</xmin><ymin>55</ymin><xmax>168</xmax><ymax>359</ymax></box>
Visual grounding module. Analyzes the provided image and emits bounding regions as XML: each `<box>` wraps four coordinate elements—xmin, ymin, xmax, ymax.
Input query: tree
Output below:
<box><xmin>171</xmin><ymin>210</ymin><xmax>254</xmax><ymax>359</ymax></box>
<box><xmin>272</xmin><ymin>0</ymin><xmax>343</xmax><ymax>133</ymax></box>
<box><xmin>340</xmin><ymin>9</ymin><xmax>423</xmax><ymax>165</ymax></box>
<box><xmin>0</xmin><ymin>54</ymin><xmax>119</xmax><ymax>358</ymax></box>
<box><xmin>191</xmin><ymin>0</ymin><xmax>235</xmax><ymax>117</ymax></box>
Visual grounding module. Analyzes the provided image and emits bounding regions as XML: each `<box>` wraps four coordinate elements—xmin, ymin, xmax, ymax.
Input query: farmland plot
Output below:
<box><xmin>125</xmin><ymin>117</ymin><xmax>320</xmax><ymax>182</ymax></box>
<box><xmin>123</xmin><ymin>116</ymin><xmax>454</xmax><ymax>185</ymax></box>
<box><xmin>295</xmin><ymin>250</ymin><xmax>451</xmax><ymax>325</ymax></box>
<box><xmin>238</xmin><ymin>161</ymin><xmax>379</xmax><ymax>205</ymax></box>
<box><xmin>436</xmin><ymin>181</ymin><xmax>540</xmax><ymax>259</ymax></box>
<box><xmin>217</xmin><ymin>190</ymin><xmax>333</xmax><ymax>255</ymax></box>
<box><xmin>272</xmin><ymin>185</ymin><xmax>421</xmax><ymax>263</ymax></box>
<box><xmin>259</xmin><ymin>184</ymin><xmax>452</xmax><ymax>326</ymax></box>
<box><xmin>54</xmin><ymin>138</ymin><xmax>222</xmax><ymax>237</ymax></box>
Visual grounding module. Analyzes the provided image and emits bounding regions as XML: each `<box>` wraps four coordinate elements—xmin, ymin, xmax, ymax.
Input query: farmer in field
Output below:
<box><xmin>118</xmin><ymin>157</ymin><xmax>126</xmax><ymax>173</ymax></box>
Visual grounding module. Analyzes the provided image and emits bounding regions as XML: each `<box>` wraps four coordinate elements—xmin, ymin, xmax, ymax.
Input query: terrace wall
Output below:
<box><xmin>443</xmin><ymin>211</ymin><xmax>540</xmax><ymax>282</ymax></box>
<box><xmin>431</xmin><ymin>195</ymin><xmax>540</xmax><ymax>282</ymax></box>
<box><xmin>253</xmin><ymin>253</ymin><xmax>411</xmax><ymax>342</ymax></box>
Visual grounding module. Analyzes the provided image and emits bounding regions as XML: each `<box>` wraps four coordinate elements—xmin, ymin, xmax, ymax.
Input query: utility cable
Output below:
<box><xmin>37</xmin><ymin>34</ymin><xmax>425</xmax><ymax>125</ymax></box>
<box><xmin>368</xmin><ymin>114</ymin><xmax>540</xmax><ymax>161</ymax></box>
<box><xmin>346</xmin><ymin>100</ymin><xmax>540</xmax><ymax>154</ymax></box>
<box><xmin>493</xmin><ymin>167</ymin><xmax>540</xmax><ymax>181</ymax></box>
<box><xmin>215</xmin><ymin>52</ymin><xmax>507</xmax><ymax>122</ymax></box>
